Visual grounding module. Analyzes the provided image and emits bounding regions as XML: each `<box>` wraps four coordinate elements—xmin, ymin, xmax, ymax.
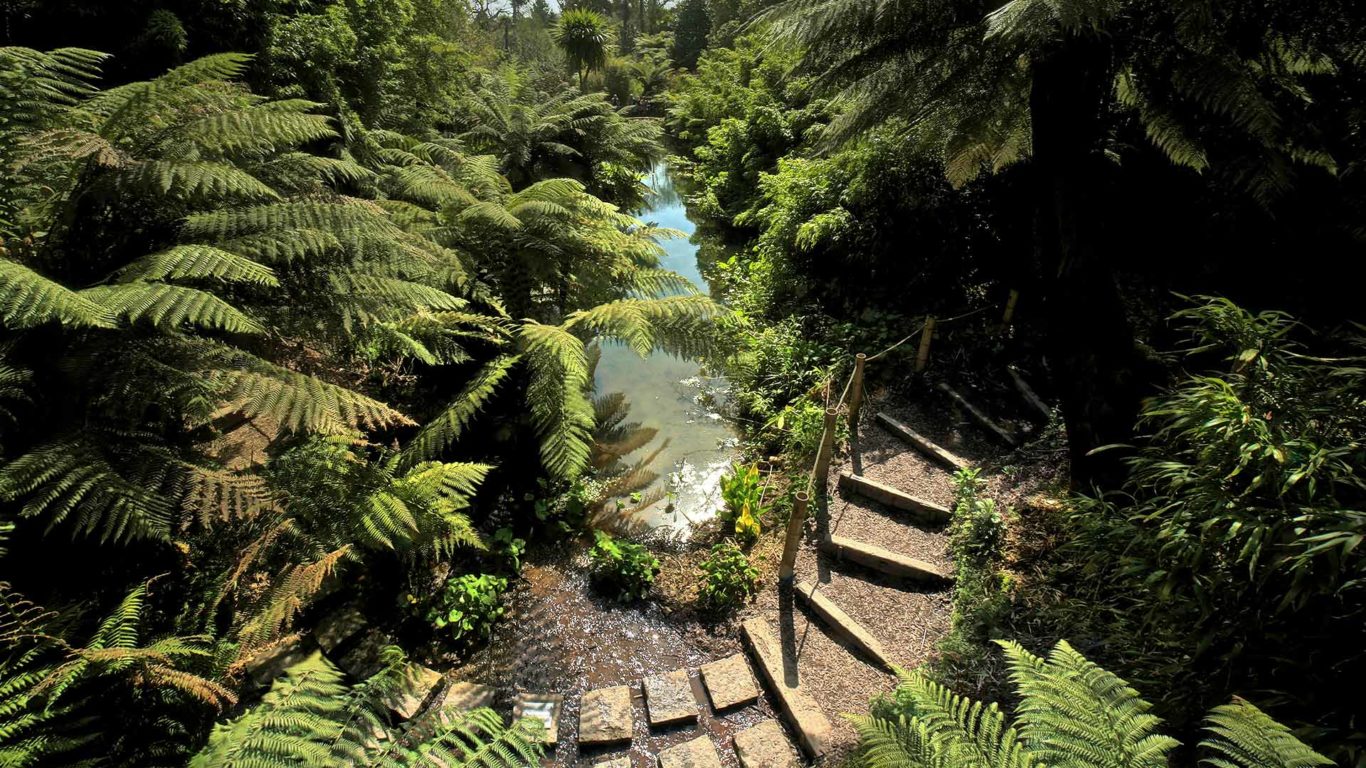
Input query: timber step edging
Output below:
<box><xmin>740</xmin><ymin>618</ymin><xmax>834</xmax><ymax>760</ymax></box>
<box><xmin>935</xmin><ymin>383</ymin><xmax>1019</xmax><ymax>447</ymax></box>
<box><xmin>874</xmin><ymin>412</ymin><xmax>972</xmax><ymax>471</ymax></box>
<box><xmin>793</xmin><ymin>581</ymin><xmax>895</xmax><ymax>673</ymax></box>
<box><xmin>820</xmin><ymin>535</ymin><xmax>952</xmax><ymax>584</ymax></box>
<box><xmin>837</xmin><ymin>471</ymin><xmax>950</xmax><ymax>524</ymax></box>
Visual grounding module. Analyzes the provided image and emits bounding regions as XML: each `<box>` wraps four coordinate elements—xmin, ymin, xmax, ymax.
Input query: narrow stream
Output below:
<box><xmin>592</xmin><ymin>162</ymin><xmax>739</xmax><ymax>538</ymax></box>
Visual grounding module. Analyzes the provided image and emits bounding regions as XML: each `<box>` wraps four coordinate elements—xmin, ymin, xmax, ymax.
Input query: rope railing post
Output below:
<box><xmin>812</xmin><ymin>407</ymin><xmax>838</xmax><ymax>497</ymax></box>
<box><xmin>999</xmin><ymin>289</ymin><xmax>1019</xmax><ymax>335</ymax></box>
<box><xmin>847</xmin><ymin>353</ymin><xmax>867</xmax><ymax>428</ymax></box>
<box><xmin>915</xmin><ymin>315</ymin><xmax>936</xmax><ymax>372</ymax></box>
<box><xmin>778</xmin><ymin>491</ymin><xmax>810</xmax><ymax>583</ymax></box>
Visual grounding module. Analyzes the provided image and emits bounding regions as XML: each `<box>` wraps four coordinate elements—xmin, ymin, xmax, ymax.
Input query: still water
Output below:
<box><xmin>592</xmin><ymin>162</ymin><xmax>739</xmax><ymax>537</ymax></box>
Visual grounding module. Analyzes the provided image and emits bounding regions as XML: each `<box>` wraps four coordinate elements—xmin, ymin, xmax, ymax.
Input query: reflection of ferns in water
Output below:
<box><xmin>585</xmin><ymin>349</ymin><xmax>670</xmax><ymax>526</ymax></box>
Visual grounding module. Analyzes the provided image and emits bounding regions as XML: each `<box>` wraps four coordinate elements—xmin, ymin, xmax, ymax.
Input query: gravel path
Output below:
<box><xmin>745</xmin><ymin>387</ymin><xmax>986</xmax><ymax>762</ymax></box>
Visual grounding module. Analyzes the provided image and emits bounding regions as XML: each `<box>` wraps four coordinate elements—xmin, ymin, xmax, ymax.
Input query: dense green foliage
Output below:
<box><xmin>0</xmin><ymin>2</ymin><xmax>702</xmax><ymax>761</ymax></box>
<box><xmin>859</xmin><ymin>640</ymin><xmax>1330</xmax><ymax>768</ymax></box>
<box><xmin>696</xmin><ymin>540</ymin><xmax>760</xmax><ymax>612</ymax></box>
<box><xmin>4</xmin><ymin>0</ymin><xmax>1366</xmax><ymax>764</ymax></box>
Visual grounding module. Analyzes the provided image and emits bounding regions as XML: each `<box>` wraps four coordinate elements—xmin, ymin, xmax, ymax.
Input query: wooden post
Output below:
<box><xmin>778</xmin><ymin>491</ymin><xmax>810</xmax><ymax>583</ymax></box>
<box><xmin>915</xmin><ymin>316</ymin><xmax>936</xmax><ymax>372</ymax></box>
<box><xmin>812</xmin><ymin>407</ymin><xmax>839</xmax><ymax>494</ymax></box>
<box><xmin>999</xmin><ymin>289</ymin><xmax>1019</xmax><ymax>334</ymax></box>
<box><xmin>847</xmin><ymin>353</ymin><xmax>867</xmax><ymax>427</ymax></box>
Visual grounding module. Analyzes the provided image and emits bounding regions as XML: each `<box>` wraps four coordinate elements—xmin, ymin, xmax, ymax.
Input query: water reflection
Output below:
<box><xmin>591</xmin><ymin>163</ymin><xmax>739</xmax><ymax>538</ymax></box>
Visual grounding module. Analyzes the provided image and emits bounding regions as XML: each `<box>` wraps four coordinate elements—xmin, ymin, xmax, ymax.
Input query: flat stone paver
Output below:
<box><xmin>700</xmin><ymin>654</ymin><xmax>758</xmax><ymax>710</ymax></box>
<box><xmin>384</xmin><ymin>664</ymin><xmax>442</xmax><ymax>719</ymax></box>
<box><xmin>734</xmin><ymin>720</ymin><xmax>799</xmax><ymax>768</ymax></box>
<box><xmin>514</xmin><ymin>693</ymin><xmax>563</xmax><ymax>745</ymax></box>
<box><xmin>441</xmin><ymin>681</ymin><xmax>496</xmax><ymax>713</ymax></box>
<box><xmin>741</xmin><ymin>618</ymin><xmax>833</xmax><ymax>759</ymax></box>
<box><xmin>597</xmin><ymin>758</ymin><xmax>632</xmax><ymax>768</ymax></box>
<box><xmin>657</xmin><ymin>736</ymin><xmax>723</xmax><ymax>768</ymax></box>
<box><xmin>644</xmin><ymin>670</ymin><xmax>698</xmax><ymax>726</ymax></box>
<box><xmin>580</xmin><ymin>685</ymin><xmax>634</xmax><ymax>745</ymax></box>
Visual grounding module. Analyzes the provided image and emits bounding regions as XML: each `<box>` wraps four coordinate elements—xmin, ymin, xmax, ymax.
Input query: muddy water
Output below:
<box><xmin>458</xmin><ymin>545</ymin><xmax>776</xmax><ymax>767</ymax></box>
<box><xmin>592</xmin><ymin>163</ymin><xmax>739</xmax><ymax>538</ymax></box>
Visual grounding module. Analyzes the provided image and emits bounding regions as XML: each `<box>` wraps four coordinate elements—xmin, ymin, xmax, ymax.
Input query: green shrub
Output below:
<box><xmin>697</xmin><ymin>541</ymin><xmax>760</xmax><ymax>612</ymax></box>
<box><xmin>424</xmin><ymin>573</ymin><xmax>509</xmax><ymax>646</ymax></box>
<box><xmin>589</xmin><ymin>530</ymin><xmax>660</xmax><ymax>602</ymax></box>
<box><xmin>718</xmin><ymin>463</ymin><xmax>766</xmax><ymax>545</ymax></box>
<box><xmin>935</xmin><ymin>467</ymin><xmax>1013</xmax><ymax>675</ymax></box>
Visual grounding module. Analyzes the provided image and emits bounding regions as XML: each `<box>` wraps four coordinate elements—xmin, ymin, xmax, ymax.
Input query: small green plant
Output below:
<box><xmin>493</xmin><ymin>527</ymin><xmax>526</xmax><ymax>572</ymax></box>
<box><xmin>697</xmin><ymin>540</ymin><xmax>760</xmax><ymax>612</ymax></box>
<box><xmin>589</xmin><ymin>530</ymin><xmax>660</xmax><ymax>602</ymax></box>
<box><xmin>718</xmin><ymin>463</ymin><xmax>766</xmax><ymax>545</ymax></box>
<box><xmin>949</xmin><ymin>467</ymin><xmax>1006</xmax><ymax>568</ymax></box>
<box><xmin>424</xmin><ymin>573</ymin><xmax>509</xmax><ymax>645</ymax></box>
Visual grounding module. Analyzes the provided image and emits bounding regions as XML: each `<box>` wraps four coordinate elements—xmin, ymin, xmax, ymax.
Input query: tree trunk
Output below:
<box><xmin>1030</xmin><ymin>34</ymin><xmax>1140</xmax><ymax>490</ymax></box>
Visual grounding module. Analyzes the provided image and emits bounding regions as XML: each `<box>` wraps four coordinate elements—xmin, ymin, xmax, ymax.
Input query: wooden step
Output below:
<box><xmin>874</xmin><ymin>413</ymin><xmax>971</xmax><ymax>472</ymax></box>
<box><xmin>937</xmin><ymin>383</ymin><xmax>1019</xmax><ymax>446</ymax></box>
<box><xmin>838</xmin><ymin>471</ymin><xmax>950</xmax><ymax>524</ymax></box>
<box><xmin>820</xmin><ymin>536</ymin><xmax>952</xmax><ymax>584</ymax></box>
<box><xmin>794</xmin><ymin>581</ymin><xmax>895</xmax><ymax>672</ymax></box>
<box><xmin>740</xmin><ymin>618</ymin><xmax>834</xmax><ymax>759</ymax></box>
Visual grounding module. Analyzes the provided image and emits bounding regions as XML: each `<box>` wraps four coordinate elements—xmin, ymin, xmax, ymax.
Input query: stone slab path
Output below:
<box><xmin>580</xmin><ymin>685</ymin><xmax>635</xmax><ymax>745</ymax></box>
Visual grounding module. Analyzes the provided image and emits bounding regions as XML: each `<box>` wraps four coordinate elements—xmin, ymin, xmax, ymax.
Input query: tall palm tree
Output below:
<box><xmin>553</xmin><ymin>8</ymin><xmax>611</xmax><ymax>90</ymax></box>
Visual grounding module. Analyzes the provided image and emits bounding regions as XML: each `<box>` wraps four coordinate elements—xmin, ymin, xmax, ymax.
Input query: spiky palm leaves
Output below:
<box><xmin>852</xmin><ymin>640</ymin><xmax>1330</xmax><ymax>768</ymax></box>
<box><xmin>759</xmin><ymin>0</ymin><xmax>1350</xmax><ymax>198</ymax></box>
<box><xmin>553</xmin><ymin>9</ymin><xmax>612</xmax><ymax>89</ymax></box>
<box><xmin>190</xmin><ymin>650</ymin><xmax>544</xmax><ymax>768</ymax></box>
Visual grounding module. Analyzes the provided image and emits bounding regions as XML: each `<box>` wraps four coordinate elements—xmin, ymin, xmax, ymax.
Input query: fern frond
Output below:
<box><xmin>180</xmin><ymin>107</ymin><xmax>334</xmax><ymax>155</ymax></box>
<box><xmin>403</xmin><ymin>355</ymin><xmax>519</xmax><ymax>465</ymax></box>
<box><xmin>237</xmin><ymin>548</ymin><xmax>350</xmax><ymax>653</ymax></box>
<box><xmin>181</xmin><ymin>466</ymin><xmax>276</xmax><ymax>529</ymax></box>
<box><xmin>83</xmin><ymin>282</ymin><xmax>265</xmax><ymax>334</ymax></box>
<box><xmin>212</xmin><ymin>362</ymin><xmax>414</xmax><ymax>434</ymax></box>
<box><xmin>0</xmin><ymin>258</ymin><xmax>114</xmax><ymax>329</ymax></box>
<box><xmin>1001</xmin><ymin>639</ymin><xmax>1178</xmax><ymax>768</ymax></box>
<box><xmin>119</xmin><ymin>244</ymin><xmax>279</xmax><ymax>287</ymax></box>
<box><xmin>520</xmin><ymin>322</ymin><xmax>594</xmax><ymax>479</ymax></box>
<box><xmin>1200</xmin><ymin>699</ymin><xmax>1332</xmax><ymax>768</ymax></box>
<box><xmin>0</xmin><ymin>437</ymin><xmax>176</xmax><ymax>544</ymax></box>
<box><xmin>110</xmin><ymin>160</ymin><xmax>280</xmax><ymax>203</ymax></box>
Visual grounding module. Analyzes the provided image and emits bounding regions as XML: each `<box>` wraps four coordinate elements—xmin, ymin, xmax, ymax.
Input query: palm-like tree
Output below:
<box><xmin>759</xmin><ymin>0</ymin><xmax>1360</xmax><ymax>485</ymax></box>
<box><xmin>454</xmin><ymin>71</ymin><xmax>662</xmax><ymax>192</ymax></box>
<box><xmin>554</xmin><ymin>8</ymin><xmax>612</xmax><ymax>90</ymax></box>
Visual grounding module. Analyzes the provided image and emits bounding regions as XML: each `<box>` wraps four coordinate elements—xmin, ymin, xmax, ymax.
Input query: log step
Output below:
<box><xmin>794</xmin><ymin>581</ymin><xmax>895</xmax><ymax>672</ymax></box>
<box><xmin>838</xmin><ymin>471</ymin><xmax>950</xmax><ymax>524</ymax></box>
<box><xmin>740</xmin><ymin>618</ymin><xmax>834</xmax><ymax>759</ymax></box>
<box><xmin>936</xmin><ymin>383</ymin><xmax>1019</xmax><ymax>446</ymax></box>
<box><xmin>874</xmin><ymin>413</ymin><xmax>971</xmax><ymax>472</ymax></box>
<box><xmin>820</xmin><ymin>536</ymin><xmax>952</xmax><ymax>584</ymax></box>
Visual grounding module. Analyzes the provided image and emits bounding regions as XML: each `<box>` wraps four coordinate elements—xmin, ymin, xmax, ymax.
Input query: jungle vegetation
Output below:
<box><xmin>2</xmin><ymin>0</ymin><xmax>1364</xmax><ymax>766</ymax></box>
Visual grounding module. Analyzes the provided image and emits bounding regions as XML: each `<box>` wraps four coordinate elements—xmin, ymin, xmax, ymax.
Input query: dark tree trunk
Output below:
<box><xmin>1030</xmin><ymin>35</ymin><xmax>1140</xmax><ymax>490</ymax></box>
